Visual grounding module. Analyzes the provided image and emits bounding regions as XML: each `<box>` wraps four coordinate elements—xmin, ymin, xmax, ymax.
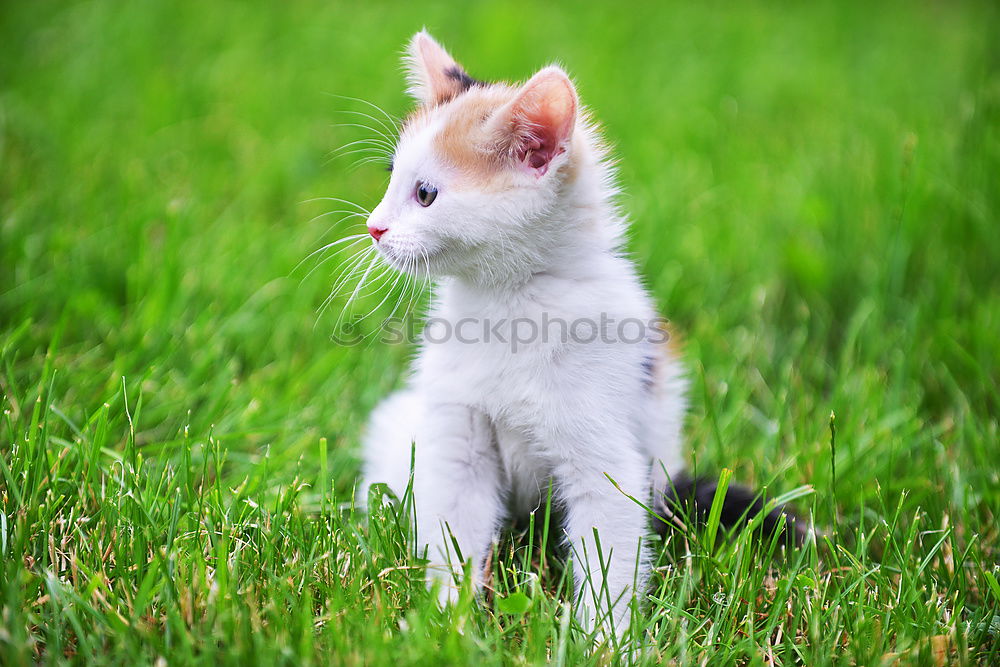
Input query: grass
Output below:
<box><xmin>1</xmin><ymin>0</ymin><xmax>999</xmax><ymax>663</ymax></box>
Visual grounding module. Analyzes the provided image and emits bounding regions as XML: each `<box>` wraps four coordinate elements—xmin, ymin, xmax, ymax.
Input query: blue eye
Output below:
<box><xmin>415</xmin><ymin>181</ymin><xmax>438</xmax><ymax>207</ymax></box>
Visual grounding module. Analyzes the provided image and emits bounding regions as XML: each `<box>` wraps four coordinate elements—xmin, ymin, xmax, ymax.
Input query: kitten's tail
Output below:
<box><xmin>654</xmin><ymin>472</ymin><xmax>809</xmax><ymax>546</ymax></box>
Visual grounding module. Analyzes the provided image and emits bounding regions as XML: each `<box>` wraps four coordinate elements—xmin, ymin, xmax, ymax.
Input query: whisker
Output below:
<box><xmin>327</xmin><ymin>94</ymin><xmax>401</xmax><ymax>132</ymax></box>
<box><xmin>363</xmin><ymin>267</ymin><xmax>405</xmax><ymax>323</ymax></box>
<box><xmin>324</xmin><ymin>150</ymin><xmax>391</xmax><ymax>169</ymax></box>
<box><xmin>314</xmin><ymin>213</ymin><xmax>369</xmax><ymax>244</ymax></box>
<box><xmin>334</xmin><ymin>254</ymin><xmax>389</xmax><ymax>332</ymax></box>
<box><xmin>289</xmin><ymin>235</ymin><xmax>374</xmax><ymax>281</ymax></box>
<box><xmin>305</xmin><ymin>209</ymin><xmax>366</xmax><ymax>229</ymax></box>
<box><xmin>330</xmin><ymin>123</ymin><xmax>393</xmax><ymax>146</ymax></box>
<box><xmin>327</xmin><ymin>247</ymin><xmax>377</xmax><ymax>299</ymax></box>
<box><xmin>317</xmin><ymin>247</ymin><xmax>376</xmax><ymax>323</ymax></box>
<box><xmin>360</xmin><ymin>262</ymin><xmax>413</xmax><ymax>346</ymax></box>
<box><xmin>297</xmin><ymin>232</ymin><xmax>370</xmax><ymax>266</ymax></box>
<box><xmin>333</xmin><ymin>147</ymin><xmax>394</xmax><ymax>162</ymax></box>
<box><xmin>344</xmin><ymin>254</ymin><xmax>379</xmax><ymax>311</ymax></box>
<box><xmin>326</xmin><ymin>150</ymin><xmax>393</xmax><ymax>171</ymax></box>
<box><xmin>300</xmin><ymin>236</ymin><xmax>371</xmax><ymax>283</ymax></box>
<box><xmin>328</xmin><ymin>134</ymin><xmax>396</xmax><ymax>155</ymax></box>
<box><xmin>325</xmin><ymin>149</ymin><xmax>393</xmax><ymax>169</ymax></box>
<box><xmin>331</xmin><ymin>109</ymin><xmax>398</xmax><ymax>140</ymax></box>
<box><xmin>414</xmin><ymin>248</ymin><xmax>434</xmax><ymax>318</ymax></box>
<box><xmin>300</xmin><ymin>197</ymin><xmax>371</xmax><ymax>213</ymax></box>
<box><xmin>388</xmin><ymin>245</ymin><xmax>431</xmax><ymax>333</ymax></box>
<box><xmin>330</xmin><ymin>123</ymin><xmax>395</xmax><ymax>143</ymax></box>
<box><xmin>328</xmin><ymin>133</ymin><xmax>395</xmax><ymax>160</ymax></box>
<box><xmin>353</xmin><ymin>261</ymin><xmax>396</xmax><ymax>301</ymax></box>
<box><xmin>297</xmin><ymin>239</ymin><xmax>370</xmax><ymax>287</ymax></box>
<box><xmin>329</xmin><ymin>120</ymin><xmax>396</xmax><ymax>146</ymax></box>
<box><xmin>349</xmin><ymin>155</ymin><xmax>395</xmax><ymax>172</ymax></box>
<box><xmin>382</xmin><ymin>262</ymin><xmax>411</xmax><ymax>325</ymax></box>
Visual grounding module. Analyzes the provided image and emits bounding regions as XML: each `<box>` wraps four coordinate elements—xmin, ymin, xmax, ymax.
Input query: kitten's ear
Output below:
<box><xmin>494</xmin><ymin>66</ymin><xmax>578</xmax><ymax>176</ymax></box>
<box><xmin>404</xmin><ymin>31</ymin><xmax>476</xmax><ymax>106</ymax></box>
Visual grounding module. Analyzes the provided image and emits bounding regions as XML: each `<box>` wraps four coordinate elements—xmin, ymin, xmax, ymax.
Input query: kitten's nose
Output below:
<box><xmin>368</xmin><ymin>224</ymin><xmax>387</xmax><ymax>242</ymax></box>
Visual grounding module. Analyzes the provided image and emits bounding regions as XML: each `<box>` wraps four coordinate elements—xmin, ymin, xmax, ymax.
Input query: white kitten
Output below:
<box><xmin>358</xmin><ymin>31</ymin><xmax>689</xmax><ymax>635</ymax></box>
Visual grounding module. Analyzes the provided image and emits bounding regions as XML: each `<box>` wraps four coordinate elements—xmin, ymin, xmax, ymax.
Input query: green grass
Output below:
<box><xmin>2</xmin><ymin>0</ymin><xmax>999</xmax><ymax>664</ymax></box>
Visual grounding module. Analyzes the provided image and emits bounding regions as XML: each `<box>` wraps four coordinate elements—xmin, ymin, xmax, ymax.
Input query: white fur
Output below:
<box><xmin>358</xmin><ymin>36</ymin><xmax>687</xmax><ymax>637</ymax></box>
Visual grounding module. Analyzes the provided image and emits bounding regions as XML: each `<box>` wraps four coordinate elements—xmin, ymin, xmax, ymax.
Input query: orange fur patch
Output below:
<box><xmin>657</xmin><ymin>319</ymin><xmax>684</xmax><ymax>360</ymax></box>
<box><xmin>437</xmin><ymin>86</ymin><xmax>517</xmax><ymax>189</ymax></box>
<box><xmin>403</xmin><ymin>84</ymin><xmax>582</xmax><ymax>191</ymax></box>
<box><xmin>645</xmin><ymin>318</ymin><xmax>684</xmax><ymax>394</ymax></box>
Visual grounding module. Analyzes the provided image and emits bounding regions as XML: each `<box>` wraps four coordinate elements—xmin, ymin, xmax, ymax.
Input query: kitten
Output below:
<box><xmin>357</xmin><ymin>31</ymin><xmax>799</xmax><ymax>636</ymax></box>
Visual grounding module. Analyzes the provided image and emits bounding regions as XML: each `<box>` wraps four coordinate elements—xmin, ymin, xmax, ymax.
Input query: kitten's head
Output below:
<box><xmin>366</xmin><ymin>31</ymin><xmax>587</xmax><ymax>282</ymax></box>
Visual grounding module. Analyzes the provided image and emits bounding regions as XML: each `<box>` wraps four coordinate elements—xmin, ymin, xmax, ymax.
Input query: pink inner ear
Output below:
<box><xmin>515</xmin><ymin>115</ymin><xmax>570</xmax><ymax>175</ymax></box>
<box><xmin>528</xmin><ymin>152</ymin><xmax>548</xmax><ymax>169</ymax></box>
<box><xmin>516</xmin><ymin>136</ymin><xmax>548</xmax><ymax>169</ymax></box>
<box><xmin>518</xmin><ymin>129</ymin><xmax>565</xmax><ymax>175</ymax></box>
<box><xmin>507</xmin><ymin>72</ymin><xmax>576</xmax><ymax>175</ymax></box>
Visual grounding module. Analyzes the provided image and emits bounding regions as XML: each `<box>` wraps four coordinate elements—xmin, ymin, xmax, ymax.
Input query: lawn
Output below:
<box><xmin>1</xmin><ymin>0</ymin><xmax>998</xmax><ymax>664</ymax></box>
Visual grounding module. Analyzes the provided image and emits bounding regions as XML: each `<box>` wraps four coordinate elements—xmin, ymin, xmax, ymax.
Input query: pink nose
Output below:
<box><xmin>368</xmin><ymin>225</ymin><xmax>387</xmax><ymax>242</ymax></box>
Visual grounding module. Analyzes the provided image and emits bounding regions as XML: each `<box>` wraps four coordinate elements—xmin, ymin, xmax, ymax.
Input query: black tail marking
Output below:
<box><xmin>654</xmin><ymin>472</ymin><xmax>807</xmax><ymax>546</ymax></box>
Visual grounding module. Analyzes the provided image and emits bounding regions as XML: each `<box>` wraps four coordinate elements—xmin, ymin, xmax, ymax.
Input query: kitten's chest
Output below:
<box><xmin>417</xmin><ymin>288</ymin><xmax>579</xmax><ymax>417</ymax></box>
<box><xmin>420</xmin><ymin>316</ymin><xmax>558</xmax><ymax>412</ymax></box>
<box><xmin>416</xmin><ymin>275</ymin><xmax>650</xmax><ymax>424</ymax></box>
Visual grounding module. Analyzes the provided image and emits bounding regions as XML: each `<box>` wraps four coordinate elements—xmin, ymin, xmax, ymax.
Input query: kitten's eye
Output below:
<box><xmin>415</xmin><ymin>181</ymin><xmax>438</xmax><ymax>207</ymax></box>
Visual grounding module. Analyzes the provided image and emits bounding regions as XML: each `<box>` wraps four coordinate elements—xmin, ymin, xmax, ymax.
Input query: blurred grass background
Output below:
<box><xmin>2</xmin><ymin>0</ymin><xmax>999</xmax><ymax>664</ymax></box>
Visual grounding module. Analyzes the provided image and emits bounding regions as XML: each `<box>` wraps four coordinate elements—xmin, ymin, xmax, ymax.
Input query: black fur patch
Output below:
<box><xmin>654</xmin><ymin>472</ymin><xmax>806</xmax><ymax>546</ymax></box>
<box><xmin>444</xmin><ymin>66</ymin><xmax>484</xmax><ymax>92</ymax></box>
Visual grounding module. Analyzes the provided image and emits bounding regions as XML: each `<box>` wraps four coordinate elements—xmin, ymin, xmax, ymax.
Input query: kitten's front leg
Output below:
<box><xmin>414</xmin><ymin>402</ymin><xmax>505</xmax><ymax>606</ymax></box>
<box><xmin>554</xmin><ymin>441</ymin><xmax>651</xmax><ymax>638</ymax></box>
